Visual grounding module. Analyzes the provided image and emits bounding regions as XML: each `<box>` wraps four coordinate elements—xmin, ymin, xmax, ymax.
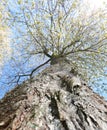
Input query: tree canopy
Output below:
<box><xmin>0</xmin><ymin>2</ymin><xmax>11</xmax><ymax>75</ymax></box>
<box><xmin>2</xmin><ymin>0</ymin><xmax>107</xmax><ymax>84</ymax></box>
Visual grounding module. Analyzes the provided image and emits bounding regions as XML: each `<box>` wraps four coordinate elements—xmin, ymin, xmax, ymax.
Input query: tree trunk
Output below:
<box><xmin>0</xmin><ymin>62</ymin><xmax>107</xmax><ymax>130</ymax></box>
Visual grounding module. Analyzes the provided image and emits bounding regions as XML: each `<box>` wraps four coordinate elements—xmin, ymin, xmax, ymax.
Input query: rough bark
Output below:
<box><xmin>0</xmin><ymin>62</ymin><xmax>107</xmax><ymax>130</ymax></box>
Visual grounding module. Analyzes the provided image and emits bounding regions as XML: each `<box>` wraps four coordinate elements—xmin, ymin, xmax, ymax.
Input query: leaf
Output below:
<box><xmin>17</xmin><ymin>0</ymin><xmax>22</xmax><ymax>5</ymax></box>
<box><xmin>0</xmin><ymin>13</ymin><xmax>2</xmax><ymax>19</ymax></box>
<box><xmin>32</xmin><ymin>1</ymin><xmax>35</xmax><ymax>8</ymax></box>
<box><xmin>104</xmin><ymin>33</ymin><xmax>107</xmax><ymax>38</ymax></box>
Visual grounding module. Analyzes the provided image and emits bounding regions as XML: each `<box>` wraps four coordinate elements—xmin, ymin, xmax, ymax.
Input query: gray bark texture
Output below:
<box><xmin>0</xmin><ymin>62</ymin><xmax>107</xmax><ymax>130</ymax></box>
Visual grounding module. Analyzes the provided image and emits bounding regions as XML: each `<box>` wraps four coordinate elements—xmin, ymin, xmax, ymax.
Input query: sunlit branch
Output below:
<box><xmin>22</xmin><ymin>9</ymin><xmax>42</xmax><ymax>48</ymax></box>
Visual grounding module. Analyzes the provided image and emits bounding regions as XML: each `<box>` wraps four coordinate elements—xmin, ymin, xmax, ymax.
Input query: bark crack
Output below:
<box><xmin>49</xmin><ymin>93</ymin><xmax>69</xmax><ymax>130</ymax></box>
<box><xmin>49</xmin><ymin>94</ymin><xmax>60</xmax><ymax>119</ymax></box>
<box><xmin>61</xmin><ymin>120</ymin><xmax>69</xmax><ymax>130</ymax></box>
<box><xmin>89</xmin><ymin>116</ymin><xmax>99</xmax><ymax>127</ymax></box>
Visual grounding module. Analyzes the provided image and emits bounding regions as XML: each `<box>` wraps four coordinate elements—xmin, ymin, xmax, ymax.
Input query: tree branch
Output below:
<box><xmin>11</xmin><ymin>59</ymin><xmax>51</xmax><ymax>84</ymax></box>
